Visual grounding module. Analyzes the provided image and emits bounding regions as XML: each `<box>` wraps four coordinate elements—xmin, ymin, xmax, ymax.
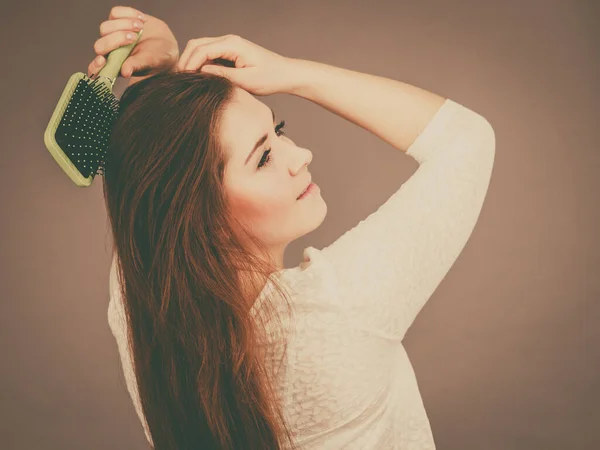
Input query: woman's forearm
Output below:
<box><xmin>127</xmin><ymin>74</ymin><xmax>153</xmax><ymax>86</ymax></box>
<box><xmin>127</xmin><ymin>60</ymin><xmax>179</xmax><ymax>87</ymax></box>
<box><xmin>284</xmin><ymin>58</ymin><xmax>446</xmax><ymax>153</ymax></box>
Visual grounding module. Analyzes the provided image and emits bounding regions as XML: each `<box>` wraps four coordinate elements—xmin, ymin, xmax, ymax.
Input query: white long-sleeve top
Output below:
<box><xmin>108</xmin><ymin>98</ymin><xmax>496</xmax><ymax>449</ymax></box>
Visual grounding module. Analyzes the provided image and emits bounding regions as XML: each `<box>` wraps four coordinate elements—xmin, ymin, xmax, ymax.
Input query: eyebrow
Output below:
<box><xmin>244</xmin><ymin>107</ymin><xmax>276</xmax><ymax>166</ymax></box>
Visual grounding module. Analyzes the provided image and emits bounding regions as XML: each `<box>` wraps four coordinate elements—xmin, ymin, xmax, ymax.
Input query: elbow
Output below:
<box><xmin>480</xmin><ymin>116</ymin><xmax>496</xmax><ymax>155</ymax></box>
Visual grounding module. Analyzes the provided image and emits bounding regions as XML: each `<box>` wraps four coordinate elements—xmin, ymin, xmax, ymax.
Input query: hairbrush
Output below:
<box><xmin>43</xmin><ymin>29</ymin><xmax>144</xmax><ymax>187</ymax></box>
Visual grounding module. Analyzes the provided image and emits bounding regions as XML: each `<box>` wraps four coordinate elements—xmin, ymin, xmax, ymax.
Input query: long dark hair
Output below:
<box><xmin>103</xmin><ymin>69</ymin><xmax>297</xmax><ymax>449</ymax></box>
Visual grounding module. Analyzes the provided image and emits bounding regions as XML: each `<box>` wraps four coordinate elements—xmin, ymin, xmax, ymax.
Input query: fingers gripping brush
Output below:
<box><xmin>44</xmin><ymin>30</ymin><xmax>143</xmax><ymax>187</ymax></box>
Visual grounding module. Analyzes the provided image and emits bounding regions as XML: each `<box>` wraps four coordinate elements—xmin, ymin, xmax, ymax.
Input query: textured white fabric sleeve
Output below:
<box><xmin>108</xmin><ymin>256</ymin><xmax>154</xmax><ymax>447</ymax></box>
<box><xmin>319</xmin><ymin>98</ymin><xmax>496</xmax><ymax>340</ymax></box>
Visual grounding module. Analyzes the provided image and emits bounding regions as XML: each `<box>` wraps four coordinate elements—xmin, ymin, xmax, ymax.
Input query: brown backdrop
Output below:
<box><xmin>1</xmin><ymin>0</ymin><xmax>598</xmax><ymax>448</ymax></box>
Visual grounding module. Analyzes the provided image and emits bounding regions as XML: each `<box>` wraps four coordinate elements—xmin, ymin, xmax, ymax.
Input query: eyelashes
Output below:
<box><xmin>257</xmin><ymin>120</ymin><xmax>286</xmax><ymax>170</ymax></box>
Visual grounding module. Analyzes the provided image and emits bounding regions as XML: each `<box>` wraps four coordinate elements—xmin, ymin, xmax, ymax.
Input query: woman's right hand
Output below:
<box><xmin>175</xmin><ymin>34</ymin><xmax>297</xmax><ymax>96</ymax></box>
<box><xmin>87</xmin><ymin>6</ymin><xmax>179</xmax><ymax>80</ymax></box>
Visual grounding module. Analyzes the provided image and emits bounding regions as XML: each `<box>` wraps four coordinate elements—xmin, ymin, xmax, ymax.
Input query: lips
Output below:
<box><xmin>297</xmin><ymin>180</ymin><xmax>312</xmax><ymax>199</ymax></box>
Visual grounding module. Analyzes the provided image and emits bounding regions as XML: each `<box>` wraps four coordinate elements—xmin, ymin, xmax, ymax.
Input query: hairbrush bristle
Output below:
<box><xmin>54</xmin><ymin>76</ymin><xmax>120</xmax><ymax>178</ymax></box>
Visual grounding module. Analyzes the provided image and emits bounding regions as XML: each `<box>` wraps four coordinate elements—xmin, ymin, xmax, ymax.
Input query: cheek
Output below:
<box><xmin>231</xmin><ymin>192</ymin><xmax>291</xmax><ymax>222</ymax></box>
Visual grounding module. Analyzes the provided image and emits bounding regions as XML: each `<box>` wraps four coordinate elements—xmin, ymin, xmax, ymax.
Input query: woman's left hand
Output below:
<box><xmin>88</xmin><ymin>6</ymin><xmax>179</xmax><ymax>79</ymax></box>
<box><xmin>176</xmin><ymin>34</ymin><xmax>297</xmax><ymax>96</ymax></box>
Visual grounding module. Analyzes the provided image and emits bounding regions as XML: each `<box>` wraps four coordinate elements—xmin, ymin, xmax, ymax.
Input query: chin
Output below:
<box><xmin>311</xmin><ymin>196</ymin><xmax>328</xmax><ymax>229</ymax></box>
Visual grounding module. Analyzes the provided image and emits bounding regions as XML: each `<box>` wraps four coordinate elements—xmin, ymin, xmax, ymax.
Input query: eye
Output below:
<box><xmin>257</xmin><ymin>120</ymin><xmax>287</xmax><ymax>170</ymax></box>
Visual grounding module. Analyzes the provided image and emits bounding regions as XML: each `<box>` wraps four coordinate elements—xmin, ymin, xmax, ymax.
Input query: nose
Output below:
<box><xmin>293</xmin><ymin>147</ymin><xmax>312</xmax><ymax>174</ymax></box>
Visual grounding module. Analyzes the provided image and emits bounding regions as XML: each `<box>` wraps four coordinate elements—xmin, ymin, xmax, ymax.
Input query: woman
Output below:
<box><xmin>93</xmin><ymin>6</ymin><xmax>496</xmax><ymax>450</ymax></box>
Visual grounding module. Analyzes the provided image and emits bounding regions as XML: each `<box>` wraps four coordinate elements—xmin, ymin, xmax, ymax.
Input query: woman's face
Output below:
<box><xmin>221</xmin><ymin>88</ymin><xmax>327</xmax><ymax>268</ymax></box>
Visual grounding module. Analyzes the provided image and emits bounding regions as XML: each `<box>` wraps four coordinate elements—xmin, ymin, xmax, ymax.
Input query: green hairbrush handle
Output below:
<box><xmin>95</xmin><ymin>29</ymin><xmax>144</xmax><ymax>88</ymax></box>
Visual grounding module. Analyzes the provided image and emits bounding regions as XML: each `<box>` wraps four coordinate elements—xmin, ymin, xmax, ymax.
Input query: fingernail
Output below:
<box><xmin>133</xmin><ymin>21</ymin><xmax>143</xmax><ymax>30</ymax></box>
<box><xmin>127</xmin><ymin>33</ymin><xmax>136</xmax><ymax>40</ymax></box>
<box><xmin>138</xmin><ymin>13</ymin><xmax>146</xmax><ymax>21</ymax></box>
